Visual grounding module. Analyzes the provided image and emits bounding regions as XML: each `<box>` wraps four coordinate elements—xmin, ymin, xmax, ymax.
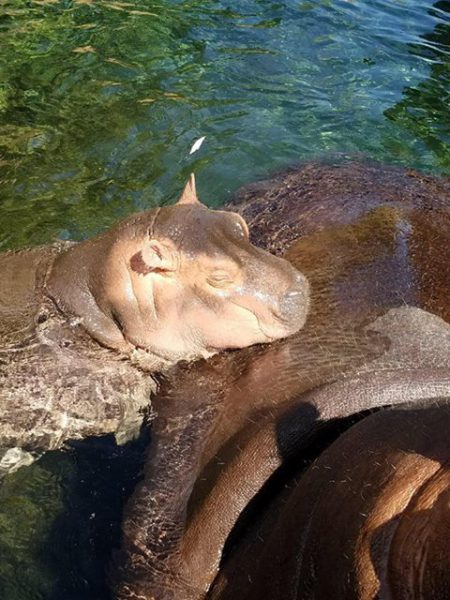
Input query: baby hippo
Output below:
<box><xmin>46</xmin><ymin>175</ymin><xmax>309</xmax><ymax>365</ymax></box>
<box><xmin>0</xmin><ymin>174</ymin><xmax>309</xmax><ymax>471</ymax></box>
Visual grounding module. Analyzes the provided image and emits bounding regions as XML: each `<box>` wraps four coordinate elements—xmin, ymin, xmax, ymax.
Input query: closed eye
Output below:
<box><xmin>207</xmin><ymin>270</ymin><xmax>236</xmax><ymax>288</ymax></box>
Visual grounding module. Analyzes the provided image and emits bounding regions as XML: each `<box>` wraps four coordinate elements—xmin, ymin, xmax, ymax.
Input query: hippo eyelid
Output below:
<box><xmin>207</xmin><ymin>269</ymin><xmax>236</xmax><ymax>287</ymax></box>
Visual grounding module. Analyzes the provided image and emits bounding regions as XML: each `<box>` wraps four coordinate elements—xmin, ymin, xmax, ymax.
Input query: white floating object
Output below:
<box><xmin>189</xmin><ymin>136</ymin><xmax>206</xmax><ymax>155</ymax></box>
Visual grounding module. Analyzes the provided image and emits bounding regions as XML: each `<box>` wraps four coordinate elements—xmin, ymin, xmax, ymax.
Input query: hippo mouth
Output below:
<box><xmin>257</xmin><ymin>318</ymin><xmax>297</xmax><ymax>342</ymax></box>
<box><xmin>227</xmin><ymin>299</ymin><xmax>302</xmax><ymax>346</ymax></box>
<box><xmin>257</xmin><ymin>290</ymin><xmax>309</xmax><ymax>340</ymax></box>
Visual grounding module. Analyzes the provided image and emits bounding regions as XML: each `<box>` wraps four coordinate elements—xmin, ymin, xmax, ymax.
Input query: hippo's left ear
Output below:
<box><xmin>176</xmin><ymin>173</ymin><xmax>202</xmax><ymax>206</ymax></box>
<box><xmin>130</xmin><ymin>239</ymin><xmax>178</xmax><ymax>275</ymax></box>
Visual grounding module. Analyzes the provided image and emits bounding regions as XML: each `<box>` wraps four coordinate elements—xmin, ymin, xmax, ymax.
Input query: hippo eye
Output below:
<box><xmin>207</xmin><ymin>270</ymin><xmax>235</xmax><ymax>288</ymax></box>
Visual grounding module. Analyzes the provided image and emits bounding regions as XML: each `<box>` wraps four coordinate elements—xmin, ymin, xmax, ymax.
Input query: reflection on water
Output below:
<box><xmin>0</xmin><ymin>0</ymin><xmax>449</xmax><ymax>249</ymax></box>
<box><xmin>386</xmin><ymin>0</ymin><xmax>450</xmax><ymax>168</ymax></box>
<box><xmin>2</xmin><ymin>0</ymin><xmax>450</xmax><ymax>597</ymax></box>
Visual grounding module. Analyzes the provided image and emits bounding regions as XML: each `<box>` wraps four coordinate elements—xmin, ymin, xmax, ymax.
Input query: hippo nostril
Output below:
<box><xmin>285</xmin><ymin>289</ymin><xmax>303</xmax><ymax>299</ymax></box>
<box><xmin>277</xmin><ymin>279</ymin><xmax>309</xmax><ymax>323</ymax></box>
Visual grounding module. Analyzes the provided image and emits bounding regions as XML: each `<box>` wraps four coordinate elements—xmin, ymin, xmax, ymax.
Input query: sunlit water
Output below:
<box><xmin>1</xmin><ymin>0</ymin><xmax>450</xmax><ymax>597</ymax></box>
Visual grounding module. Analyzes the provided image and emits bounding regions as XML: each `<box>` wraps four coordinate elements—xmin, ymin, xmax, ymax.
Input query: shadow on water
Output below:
<box><xmin>0</xmin><ymin>432</ymin><xmax>149</xmax><ymax>600</ymax></box>
<box><xmin>47</xmin><ymin>433</ymin><xmax>149</xmax><ymax>600</ymax></box>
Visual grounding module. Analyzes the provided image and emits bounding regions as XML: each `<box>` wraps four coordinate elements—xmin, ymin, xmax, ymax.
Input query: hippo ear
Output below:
<box><xmin>176</xmin><ymin>173</ymin><xmax>201</xmax><ymax>205</ymax></box>
<box><xmin>130</xmin><ymin>240</ymin><xmax>178</xmax><ymax>275</ymax></box>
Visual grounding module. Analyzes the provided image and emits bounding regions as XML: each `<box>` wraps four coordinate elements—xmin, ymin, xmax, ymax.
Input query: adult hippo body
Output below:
<box><xmin>0</xmin><ymin>176</ymin><xmax>306</xmax><ymax>474</ymax></box>
<box><xmin>210</xmin><ymin>401</ymin><xmax>450</xmax><ymax>600</ymax></box>
<box><xmin>115</xmin><ymin>161</ymin><xmax>450</xmax><ymax>600</ymax></box>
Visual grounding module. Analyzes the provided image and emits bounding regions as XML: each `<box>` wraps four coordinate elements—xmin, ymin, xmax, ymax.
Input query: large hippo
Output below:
<box><xmin>114</xmin><ymin>160</ymin><xmax>450</xmax><ymax>600</ymax></box>
<box><xmin>209</xmin><ymin>400</ymin><xmax>450</xmax><ymax>600</ymax></box>
<box><xmin>0</xmin><ymin>175</ymin><xmax>308</xmax><ymax>473</ymax></box>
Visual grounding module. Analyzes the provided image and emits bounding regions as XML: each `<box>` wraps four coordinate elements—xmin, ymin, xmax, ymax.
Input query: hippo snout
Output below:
<box><xmin>276</xmin><ymin>270</ymin><xmax>310</xmax><ymax>333</ymax></box>
<box><xmin>263</xmin><ymin>269</ymin><xmax>310</xmax><ymax>339</ymax></box>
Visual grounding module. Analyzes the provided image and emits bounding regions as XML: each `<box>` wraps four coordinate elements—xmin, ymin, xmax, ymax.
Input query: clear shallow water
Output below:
<box><xmin>1</xmin><ymin>0</ymin><xmax>450</xmax><ymax>249</ymax></box>
<box><xmin>1</xmin><ymin>0</ymin><xmax>450</xmax><ymax>597</ymax></box>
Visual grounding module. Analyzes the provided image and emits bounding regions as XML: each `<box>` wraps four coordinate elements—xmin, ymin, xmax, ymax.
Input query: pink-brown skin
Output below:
<box><xmin>46</xmin><ymin>175</ymin><xmax>309</xmax><ymax>368</ymax></box>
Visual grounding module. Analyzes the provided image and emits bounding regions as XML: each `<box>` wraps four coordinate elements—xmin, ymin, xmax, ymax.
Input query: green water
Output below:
<box><xmin>1</xmin><ymin>0</ymin><xmax>450</xmax><ymax>597</ymax></box>
<box><xmin>1</xmin><ymin>0</ymin><xmax>450</xmax><ymax>250</ymax></box>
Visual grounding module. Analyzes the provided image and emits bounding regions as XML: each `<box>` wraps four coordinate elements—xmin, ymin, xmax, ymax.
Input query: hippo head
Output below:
<box><xmin>47</xmin><ymin>176</ymin><xmax>309</xmax><ymax>365</ymax></box>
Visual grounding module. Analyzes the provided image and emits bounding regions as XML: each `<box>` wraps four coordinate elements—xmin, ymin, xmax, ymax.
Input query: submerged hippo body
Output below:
<box><xmin>115</xmin><ymin>161</ymin><xmax>450</xmax><ymax>600</ymax></box>
<box><xmin>0</xmin><ymin>176</ymin><xmax>307</xmax><ymax>473</ymax></box>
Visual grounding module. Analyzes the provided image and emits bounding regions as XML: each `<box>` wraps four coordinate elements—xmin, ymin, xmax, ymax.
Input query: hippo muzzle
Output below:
<box><xmin>273</xmin><ymin>271</ymin><xmax>310</xmax><ymax>333</ymax></box>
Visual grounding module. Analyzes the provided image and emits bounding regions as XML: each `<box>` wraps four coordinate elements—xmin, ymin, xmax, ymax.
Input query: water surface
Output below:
<box><xmin>1</xmin><ymin>0</ymin><xmax>450</xmax><ymax>249</ymax></box>
<box><xmin>1</xmin><ymin>0</ymin><xmax>450</xmax><ymax>598</ymax></box>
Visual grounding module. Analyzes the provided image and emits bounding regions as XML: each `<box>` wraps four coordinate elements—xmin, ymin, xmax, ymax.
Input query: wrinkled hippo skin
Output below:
<box><xmin>114</xmin><ymin>160</ymin><xmax>450</xmax><ymax>600</ymax></box>
<box><xmin>0</xmin><ymin>176</ymin><xmax>306</xmax><ymax>474</ymax></box>
<box><xmin>210</xmin><ymin>401</ymin><xmax>450</xmax><ymax>600</ymax></box>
